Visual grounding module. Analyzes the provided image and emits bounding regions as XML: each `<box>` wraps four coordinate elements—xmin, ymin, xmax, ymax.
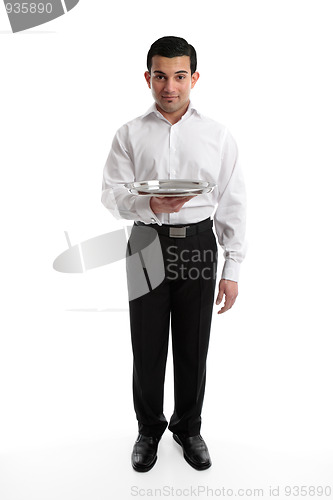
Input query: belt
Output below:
<box><xmin>134</xmin><ymin>217</ymin><xmax>213</xmax><ymax>238</ymax></box>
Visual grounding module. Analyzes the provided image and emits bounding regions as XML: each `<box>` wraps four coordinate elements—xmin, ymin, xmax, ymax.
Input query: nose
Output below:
<box><xmin>163</xmin><ymin>80</ymin><xmax>176</xmax><ymax>94</ymax></box>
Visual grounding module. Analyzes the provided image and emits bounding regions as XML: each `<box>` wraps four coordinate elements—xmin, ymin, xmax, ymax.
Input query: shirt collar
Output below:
<box><xmin>141</xmin><ymin>100</ymin><xmax>200</xmax><ymax>121</ymax></box>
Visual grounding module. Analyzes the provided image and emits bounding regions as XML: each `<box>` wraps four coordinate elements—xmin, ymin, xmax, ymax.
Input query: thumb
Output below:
<box><xmin>216</xmin><ymin>280</ymin><xmax>225</xmax><ymax>305</ymax></box>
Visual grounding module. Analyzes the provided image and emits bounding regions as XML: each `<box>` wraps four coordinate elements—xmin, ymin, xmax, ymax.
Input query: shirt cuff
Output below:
<box><xmin>221</xmin><ymin>259</ymin><xmax>241</xmax><ymax>282</ymax></box>
<box><xmin>135</xmin><ymin>196</ymin><xmax>162</xmax><ymax>225</ymax></box>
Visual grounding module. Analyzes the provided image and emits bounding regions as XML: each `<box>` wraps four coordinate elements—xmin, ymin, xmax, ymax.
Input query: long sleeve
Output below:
<box><xmin>101</xmin><ymin>126</ymin><xmax>161</xmax><ymax>225</ymax></box>
<box><xmin>214</xmin><ymin>131</ymin><xmax>247</xmax><ymax>282</ymax></box>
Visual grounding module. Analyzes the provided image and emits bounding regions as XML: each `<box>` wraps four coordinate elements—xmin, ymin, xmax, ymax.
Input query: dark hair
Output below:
<box><xmin>147</xmin><ymin>36</ymin><xmax>197</xmax><ymax>75</ymax></box>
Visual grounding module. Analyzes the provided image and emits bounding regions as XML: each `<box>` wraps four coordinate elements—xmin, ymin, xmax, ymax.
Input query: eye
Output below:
<box><xmin>177</xmin><ymin>75</ymin><xmax>186</xmax><ymax>80</ymax></box>
<box><xmin>155</xmin><ymin>75</ymin><xmax>165</xmax><ymax>80</ymax></box>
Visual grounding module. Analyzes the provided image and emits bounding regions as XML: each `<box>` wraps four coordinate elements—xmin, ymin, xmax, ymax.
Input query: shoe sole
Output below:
<box><xmin>132</xmin><ymin>455</ymin><xmax>157</xmax><ymax>472</ymax></box>
<box><xmin>173</xmin><ymin>434</ymin><xmax>212</xmax><ymax>471</ymax></box>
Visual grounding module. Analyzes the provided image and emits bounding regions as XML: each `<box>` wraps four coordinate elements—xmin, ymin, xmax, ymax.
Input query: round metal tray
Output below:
<box><xmin>125</xmin><ymin>179</ymin><xmax>216</xmax><ymax>197</ymax></box>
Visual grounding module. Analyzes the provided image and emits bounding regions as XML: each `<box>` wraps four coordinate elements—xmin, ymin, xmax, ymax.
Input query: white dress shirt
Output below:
<box><xmin>101</xmin><ymin>102</ymin><xmax>246</xmax><ymax>282</ymax></box>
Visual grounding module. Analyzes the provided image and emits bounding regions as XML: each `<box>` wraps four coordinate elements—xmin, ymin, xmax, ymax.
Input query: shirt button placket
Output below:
<box><xmin>169</xmin><ymin>126</ymin><xmax>177</xmax><ymax>179</ymax></box>
<box><xmin>169</xmin><ymin>125</ymin><xmax>178</xmax><ymax>224</ymax></box>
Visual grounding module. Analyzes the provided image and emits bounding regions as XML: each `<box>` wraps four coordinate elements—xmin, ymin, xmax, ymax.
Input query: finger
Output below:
<box><xmin>218</xmin><ymin>302</ymin><xmax>231</xmax><ymax>314</ymax></box>
<box><xmin>168</xmin><ymin>196</ymin><xmax>188</xmax><ymax>202</ymax></box>
<box><xmin>173</xmin><ymin>201</ymin><xmax>189</xmax><ymax>211</ymax></box>
<box><xmin>215</xmin><ymin>291</ymin><xmax>224</xmax><ymax>305</ymax></box>
<box><xmin>167</xmin><ymin>198</ymin><xmax>186</xmax><ymax>208</ymax></box>
<box><xmin>166</xmin><ymin>196</ymin><xmax>183</xmax><ymax>201</ymax></box>
<box><xmin>173</xmin><ymin>203</ymin><xmax>183</xmax><ymax>212</ymax></box>
<box><xmin>171</xmin><ymin>196</ymin><xmax>193</xmax><ymax>206</ymax></box>
<box><xmin>216</xmin><ymin>283</ymin><xmax>225</xmax><ymax>305</ymax></box>
<box><xmin>218</xmin><ymin>295</ymin><xmax>237</xmax><ymax>314</ymax></box>
<box><xmin>173</xmin><ymin>194</ymin><xmax>193</xmax><ymax>203</ymax></box>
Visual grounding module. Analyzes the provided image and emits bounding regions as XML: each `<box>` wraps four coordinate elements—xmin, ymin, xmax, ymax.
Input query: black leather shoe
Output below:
<box><xmin>173</xmin><ymin>433</ymin><xmax>212</xmax><ymax>470</ymax></box>
<box><xmin>131</xmin><ymin>434</ymin><xmax>159</xmax><ymax>472</ymax></box>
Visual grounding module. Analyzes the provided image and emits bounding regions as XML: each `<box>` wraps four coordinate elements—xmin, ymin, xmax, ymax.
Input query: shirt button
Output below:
<box><xmin>151</xmin><ymin>217</ymin><xmax>156</xmax><ymax>223</ymax></box>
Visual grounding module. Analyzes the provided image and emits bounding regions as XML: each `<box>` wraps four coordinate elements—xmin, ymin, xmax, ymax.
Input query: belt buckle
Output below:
<box><xmin>169</xmin><ymin>226</ymin><xmax>188</xmax><ymax>238</ymax></box>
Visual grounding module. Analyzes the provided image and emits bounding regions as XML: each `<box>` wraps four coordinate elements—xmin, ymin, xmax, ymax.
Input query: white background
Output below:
<box><xmin>1</xmin><ymin>1</ymin><xmax>333</xmax><ymax>499</ymax></box>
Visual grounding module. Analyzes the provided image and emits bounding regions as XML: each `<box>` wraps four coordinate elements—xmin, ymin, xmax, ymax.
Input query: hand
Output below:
<box><xmin>150</xmin><ymin>196</ymin><xmax>194</xmax><ymax>214</ymax></box>
<box><xmin>216</xmin><ymin>279</ymin><xmax>238</xmax><ymax>314</ymax></box>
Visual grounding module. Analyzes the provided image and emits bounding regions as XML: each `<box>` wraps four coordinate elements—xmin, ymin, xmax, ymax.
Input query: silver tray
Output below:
<box><xmin>125</xmin><ymin>179</ymin><xmax>216</xmax><ymax>197</ymax></box>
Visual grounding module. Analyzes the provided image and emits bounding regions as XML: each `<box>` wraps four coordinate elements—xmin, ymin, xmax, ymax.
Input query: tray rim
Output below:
<box><xmin>125</xmin><ymin>179</ymin><xmax>216</xmax><ymax>197</ymax></box>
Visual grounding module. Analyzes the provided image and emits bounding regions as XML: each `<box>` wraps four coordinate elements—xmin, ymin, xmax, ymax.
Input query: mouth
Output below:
<box><xmin>162</xmin><ymin>96</ymin><xmax>178</xmax><ymax>100</ymax></box>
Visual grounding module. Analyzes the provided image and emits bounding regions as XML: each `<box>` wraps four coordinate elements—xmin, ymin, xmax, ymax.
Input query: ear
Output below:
<box><xmin>144</xmin><ymin>71</ymin><xmax>151</xmax><ymax>89</ymax></box>
<box><xmin>191</xmin><ymin>71</ymin><xmax>200</xmax><ymax>89</ymax></box>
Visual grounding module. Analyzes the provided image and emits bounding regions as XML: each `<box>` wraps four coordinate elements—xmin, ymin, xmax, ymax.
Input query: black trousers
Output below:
<box><xmin>127</xmin><ymin>219</ymin><xmax>218</xmax><ymax>439</ymax></box>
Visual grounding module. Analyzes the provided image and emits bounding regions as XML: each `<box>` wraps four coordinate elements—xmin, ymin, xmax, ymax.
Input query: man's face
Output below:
<box><xmin>144</xmin><ymin>55</ymin><xmax>199</xmax><ymax>118</ymax></box>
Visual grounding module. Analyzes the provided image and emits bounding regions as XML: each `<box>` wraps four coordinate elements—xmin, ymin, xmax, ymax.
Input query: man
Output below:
<box><xmin>101</xmin><ymin>36</ymin><xmax>246</xmax><ymax>471</ymax></box>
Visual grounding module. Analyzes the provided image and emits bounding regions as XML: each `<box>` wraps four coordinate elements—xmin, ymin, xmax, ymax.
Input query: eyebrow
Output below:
<box><xmin>153</xmin><ymin>70</ymin><xmax>189</xmax><ymax>75</ymax></box>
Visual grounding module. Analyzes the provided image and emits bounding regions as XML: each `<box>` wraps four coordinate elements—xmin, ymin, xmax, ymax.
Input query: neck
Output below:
<box><xmin>156</xmin><ymin>101</ymin><xmax>190</xmax><ymax>125</ymax></box>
